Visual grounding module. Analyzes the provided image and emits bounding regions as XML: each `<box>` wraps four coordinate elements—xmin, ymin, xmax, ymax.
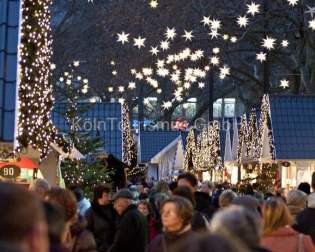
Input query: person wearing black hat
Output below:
<box><xmin>108</xmin><ymin>189</ymin><xmax>148</xmax><ymax>252</ymax></box>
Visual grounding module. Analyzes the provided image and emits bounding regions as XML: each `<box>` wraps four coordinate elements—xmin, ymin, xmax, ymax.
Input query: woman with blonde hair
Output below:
<box><xmin>262</xmin><ymin>198</ymin><xmax>315</xmax><ymax>252</ymax></box>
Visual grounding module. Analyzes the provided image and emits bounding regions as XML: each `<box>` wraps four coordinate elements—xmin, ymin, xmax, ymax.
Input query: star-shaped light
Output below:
<box><xmin>51</xmin><ymin>64</ymin><xmax>56</xmax><ymax>70</ymax></box>
<box><xmin>210</xmin><ymin>56</ymin><xmax>220</xmax><ymax>65</ymax></box>
<box><xmin>157</xmin><ymin>68</ymin><xmax>169</xmax><ymax>77</ymax></box>
<box><xmin>230</xmin><ymin>36</ymin><xmax>237</xmax><ymax>43</ymax></box>
<box><xmin>117</xmin><ymin>32</ymin><xmax>129</xmax><ymax>44</ymax></box>
<box><xmin>142</xmin><ymin>67</ymin><xmax>153</xmax><ymax>76</ymax></box>
<box><xmin>118</xmin><ymin>98</ymin><xmax>125</xmax><ymax>104</ymax></box>
<box><xmin>156</xmin><ymin>59</ymin><xmax>165</xmax><ymax>68</ymax></box>
<box><xmin>157</xmin><ymin>89</ymin><xmax>162</xmax><ymax>94</ymax></box>
<box><xmin>201</xmin><ymin>16</ymin><xmax>211</xmax><ymax>26</ymax></box>
<box><xmin>150</xmin><ymin>46</ymin><xmax>159</xmax><ymax>55</ymax></box>
<box><xmin>144</xmin><ymin>98</ymin><xmax>150</xmax><ymax>105</ymax></box>
<box><xmin>112</xmin><ymin>70</ymin><xmax>117</xmax><ymax>76</ymax></box>
<box><xmin>165</xmin><ymin>27</ymin><xmax>176</xmax><ymax>40</ymax></box>
<box><xmin>220</xmin><ymin>65</ymin><xmax>231</xmax><ymax>77</ymax></box>
<box><xmin>118</xmin><ymin>86</ymin><xmax>125</xmax><ymax>93</ymax></box>
<box><xmin>210</xmin><ymin>19</ymin><xmax>221</xmax><ymax>30</ymax></box>
<box><xmin>183</xmin><ymin>30</ymin><xmax>194</xmax><ymax>41</ymax></box>
<box><xmin>136</xmin><ymin>73</ymin><xmax>144</xmax><ymax>80</ymax></box>
<box><xmin>133</xmin><ymin>36</ymin><xmax>146</xmax><ymax>49</ymax></box>
<box><xmin>281</xmin><ymin>40</ymin><xmax>289</xmax><ymax>48</ymax></box>
<box><xmin>280</xmin><ymin>79</ymin><xmax>290</xmax><ymax>88</ymax></box>
<box><xmin>213</xmin><ymin>47</ymin><xmax>220</xmax><ymax>54</ymax></box>
<box><xmin>131</xmin><ymin>69</ymin><xmax>137</xmax><ymax>75</ymax></box>
<box><xmin>160</xmin><ymin>40</ymin><xmax>170</xmax><ymax>51</ymax></box>
<box><xmin>149</xmin><ymin>0</ymin><xmax>158</xmax><ymax>8</ymax></box>
<box><xmin>306</xmin><ymin>6</ymin><xmax>315</xmax><ymax>18</ymax></box>
<box><xmin>128</xmin><ymin>82</ymin><xmax>136</xmax><ymax>90</ymax></box>
<box><xmin>309</xmin><ymin>19</ymin><xmax>315</xmax><ymax>30</ymax></box>
<box><xmin>162</xmin><ymin>101</ymin><xmax>173</xmax><ymax>110</ymax></box>
<box><xmin>108</xmin><ymin>87</ymin><xmax>114</xmax><ymax>93</ymax></box>
<box><xmin>256</xmin><ymin>52</ymin><xmax>267</xmax><ymax>62</ymax></box>
<box><xmin>247</xmin><ymin>2</ymin><xmax>260</xmax><ymax>16</ymax></box>
<box><xmin>209</xmin><ymin>29</ymin><xmax>220</xmax><ymax>39</ymax></box>
<box><xmin>237</xmin><ymin>15</ymin><xmax>249</xmax><ymax>28</ymax></box>
<box><xmin>184</xmin><ymin>82</ymin><xmax>191</xmax><ymax>89</ymax></box>
<box><xmin>73</xmin><ymin>61</ymin><xmax>80</xmax><ymax>67</ymax></box>
<box><xmin>262</xmin><ymin>36</ymin><xmax>276</xmax><ymax>50</ymax></box>
<box><xmin>287</xmin><ymin>0</ymin><xmax>298</xmax><ymax>6</ymax></box>
<box><xmin>110</xmin><ymin>61</ymin><xmax>115</xmax><ymax>66</ymax></box>
<box><xmin>223</xmin><ymin>34</ymin><xmax>229</xmax><ymax>40</ymax></box>
<box><xmin>198</xmin><ymin>82</ymin><xmax>205</xmax><ymax>88</ymax></box>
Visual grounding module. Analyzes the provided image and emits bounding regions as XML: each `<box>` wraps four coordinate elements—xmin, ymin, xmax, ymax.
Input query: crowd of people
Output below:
<box><xmin>1</xmin><ymin>172</ymin><xmax>315</xmax><ymax>252</ymax></box>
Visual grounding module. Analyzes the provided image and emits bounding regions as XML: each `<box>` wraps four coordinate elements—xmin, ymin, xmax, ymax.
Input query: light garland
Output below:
<box><xmin>184</xmin><ymin>128</ymin><xmax>197</xmax><ymax>172</ymax></box>
<box><xmin>16</xmin><ymin>0</ymin><xmax>67</xmax><ymax>159</ymax></box>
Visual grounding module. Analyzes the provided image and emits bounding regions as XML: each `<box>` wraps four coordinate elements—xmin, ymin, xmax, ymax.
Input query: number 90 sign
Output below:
<box><xmin>0</xmin><ymin>165</ymin><xmax>21</xmax><ymax>179</ymax></box>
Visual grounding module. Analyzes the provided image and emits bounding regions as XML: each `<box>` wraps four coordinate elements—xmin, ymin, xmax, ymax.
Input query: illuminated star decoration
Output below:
<box><xmin>149</xmin><ymin>0</ymin><xmax>158</xmax><ymax>8</ymax></box>
<box><xmin>210</xmin><ymin>56</ymin><xmax>220</xmax><ymax>65</ymax></box>
<box><xmin>287</xmin><ymin>0</ymin><xmax>299</xmax><ymax>6</ymax></box>
<box><xmin>280</xmin><ymin>79</ymin><xmax>290</xmax><ymax>88</ymax></box>
<box><xmin>256</xmin><ymin>52</ymin><xmax>267</xmax><ymax>62</ymax></box>
<box><xmin>201</xmin><ymin>16</ymin><xmax>211</xmax><ymax>26</ymax></box>
<box><xmin>117</xmin><ymin>32</ymin><xmax>129</xmax><ymax>44</ymax></box>
<box><xmin>133</xmin><ymin>36</ymin><xmax>146</xmax><ymax>49</ymax></box>
<box><xmin>230</xmin><ymin>36</ymin><xmax>237</xmax><ymax>43</ymax></box>
<box><xmin>128</xmin><ymin>82</ymin><xmax>136</xmax><ymax>90</ymax></box>
<box><xmin>160</xmin><ymin>40</ymin><xmax>170</xmax><ymax>51</ymax></box>
<box><xmin>219</xmin><ymin>65</ymin><xmax>231</xmax><ymax>79</ymax></box>
<box><xmin>309</xmin><ymin>19</ymin><xmax>315</xmax><ymax>30</ymax></box>
<box><xmin>150</xmin><ymin>46</ymin><xmax>159</xmax><ymax>55</ymax></box>
<box><xmin>262</xmin><ymin>36</ymin><xmax>276</xmax><ymax>50</ymax></box>
<box><xmin>209</xmin><ymin>29</ymin><xmax>220</xmax><ymax>39</ymax></box>
<box><xmin>306</xmin><ymin>6</ymin><xmax>315</xmax><ymax>18</ymax></box>
<box><xmin>73</xmin><ymin>61</ymin><xmax>80</xmax><ymax>67</ymax></box>
<box><xmin>281</xmin><ymin>40</ymin><xmax>289</xmax><ymax>48</ymax></box>
<box><xmin>162</xmin><ymin>101</ymin><xmax>173</xmax><ymax>110</ymax></box>
<box><xmin>183</xmin><ymin>30</ymin><xmax>194</xmax><ymax>41</ymax></box>
<box><xmin>165</xmin><ymin>27</ymin><xmax>176</xmax><ymax>40</ymax></box>
<box><xmin>198</xmin><ymin>82</ymin><xmax>205</xmax><ymax>88</ymax></box>
<box><xmin>247</xmin><ymin>2</ymin><xmax>260</xmax><ymax>16</ymax></box>
<box><xmin>237</xmin><ymin>15</ymin><xmax>249</xmax><ymax>28</ymax></box>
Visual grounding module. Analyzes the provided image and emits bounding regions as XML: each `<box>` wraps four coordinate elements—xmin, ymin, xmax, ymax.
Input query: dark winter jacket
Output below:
<box><xmin>85</xmin><ymin>203</ymin><xmax>117</xmax><ymax>252</ymax></box>
<box><xmin>194</xmin><ymin>192</ymin><xmax>216</xmax><ymax>220</ymax></box>
<box><xmin>148</xmin><ymin>216</ymin><xmax>159</xmax><ymax>241</ymax></box>
<box><xmin>108</xmin><ymin>205</ymin><xmax>148</xmax><ymax>252</ymax></box>
<box><xmin>191</xmin><ymin>211</ymin><xmax>208</xmax><ymax>232</ymax></box>
<box><xmin>293</xmin><ymin>207</ymin><xmax>315</xmax><ymax>244</ymax></box>
<box><xmin>70</xmin><ymin>216</ymin><xmax>97</xmax><ymax>252</ymax></box>
<box><xmin>147</xmin><ymin>226</ymin><xmax>198</xmax><ymax>252</ymax></box>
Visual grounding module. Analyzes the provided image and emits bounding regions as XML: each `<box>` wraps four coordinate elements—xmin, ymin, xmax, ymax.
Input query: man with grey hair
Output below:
<box><xmin>218</xmin><ymin>189</ymin><xmax>237</xmax><ymax>208</ymax></box>
<box><xmin>211</xmin><ymin>205</ymin><xmax>269</xmax><ymax>252</ymax></box>
<box><xmin>29</xmin><ymin>178</ymin><xmax>51</xmax><ymax>200</ymax></box>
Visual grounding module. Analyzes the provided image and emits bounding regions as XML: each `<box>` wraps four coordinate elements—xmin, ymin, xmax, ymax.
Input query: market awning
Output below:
<box><xmin>0</xmin><ymin>157</ymin><xmax>38</xmax><ymax>170</ymax></box>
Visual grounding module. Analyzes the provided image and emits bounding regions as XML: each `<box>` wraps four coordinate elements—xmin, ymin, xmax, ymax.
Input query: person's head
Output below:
<box><xmin>161</xmin><ymin>196</ymin><xmax>193</xmax><ymax>233</ymax></box>
<box><xmin>232</xmin><ymin>195</ymin><xmax>260</xmax><ymax>216</ymax></box>
<box><xmin>137</xmin><ymin>200</ymin><xmax>152</xmax><ymax>217</ymax></box>
<box><xmin>200</xmin><ymin>181</ymin><xmax>212</xmax><ymax>194</ymax></box>
<box><xmin>287</xmin><ymin>190</ymin><xmax>307</xmax><ymax>210</ymax></box>
<box><xmin>173</xmin><ymin>186</ymin><xmax>196</xmax><ymax>207</ymax></box>
<box><xmin>43</xmin><ymin>202</ymin><xmax>66</xmax><ymax>244</ymax></box>
<box><xmin>0</xmin><ymin>183</ymin><xmax>48</xmax><ymax>252</ymax></box>
<box><xmin>168</xmin><ymin>181</ymin><xmax>178</xmax><ymax>194</ymax></box>
<box><xmin>297</xmin><ymin>182</ymin><xmax>311</xmax><ymax>195</ymax></box>
<box><xmin>177</xmin><ymin>173</ymin><xmax>198</xmax><ymax>192</ymax></box>
<box><xmin>156</xmin><ymin>181</ymin><xmax>169</xmax><ymax>194</ymax></box>
<box><xmin>211</xmin><ymin>205</ymin><xmax>262</xmax><ymax>249</ymax></box>
<box><xmin>262</xmin><ymin>197</ymin><xmax>293</xmax><ymax>236</ymax></box>
<box><xmin>93</xmin><ymin>184</ymin><xmax>111</xmax><ymax>206</ymax></box>
<box><xmin>219</xmin><ymin>190</ymin><xmax>237</xmax><ymax>208</ymax></box>
<box><xmin>45</xmin><ymin>187</ymin><xmax>77</xmax><ymax>224</ymax></box>
<box><xmin>137</xmin><ymin>184</ymin><xmax>144</xmax><ymax>194</ymax></box>
<box><xmin>29</xmin><ymin>178</ymin><xmax>50</xmax><ymax>200</ymax></box>
<box><xmin>312</xmin><ymin>172</ymin><xmax>315</xmax><ymax>192</ymax></box>
<box><xmin>113</xmin><ymin>189</ymin><xmax>133</xmax><ymax>215</ymax></box>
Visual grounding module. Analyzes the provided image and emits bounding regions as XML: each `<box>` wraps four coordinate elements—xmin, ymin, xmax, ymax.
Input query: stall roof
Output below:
<box><xmin>269</xmin><ymin>95</ymin><xmax>315</xmax><ymax>160</ymax></box>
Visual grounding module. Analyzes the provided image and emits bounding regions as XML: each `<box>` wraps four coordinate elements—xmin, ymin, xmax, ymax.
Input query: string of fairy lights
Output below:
<box><xmin>184</xmin><ymin>123</ymin><xmax>222</xmax><ymax>174</ymax></box>
<box><xmin>16</xmin><ymin>0</ymin><xmax>69</xmax><ymax>159</ymax></box>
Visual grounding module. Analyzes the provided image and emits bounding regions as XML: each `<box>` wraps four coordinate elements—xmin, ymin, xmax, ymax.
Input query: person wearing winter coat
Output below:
<box><xmin>85</xmin><ymin>184</ymin><xmax>117</xmax><ymax>252</ymax></box>
<box><xmin>45</xmin><ymin>187</ymin><xmax>97</xmax><ymax>252</ymax></box>
<box><xmin>108</xmin><ymin>189</ymin><xmax>148</xmax><ymax>252</ymax></box>
<box><xmin>261</xmin><ymin>198</ymin><xmax>315</xmax><ymax>252</ymax></box>
<box><xmin>72</xmin><ymin>188</ymin><xmax>91</xmax><ymax>217</ymax></box>
<box><xmin>293</xmin><ymin>192</ymin><xmax>315</xmax><ymax>244</ymax></box>
<box><xmin>138</xmin><ymin>200</ymin><xmax>159</xmax><ymax>241</ymax></box>
<box><xmin>147</xmin><ymin>196</ymin><xmax>198</xmax><ymax>252</ymax></box>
